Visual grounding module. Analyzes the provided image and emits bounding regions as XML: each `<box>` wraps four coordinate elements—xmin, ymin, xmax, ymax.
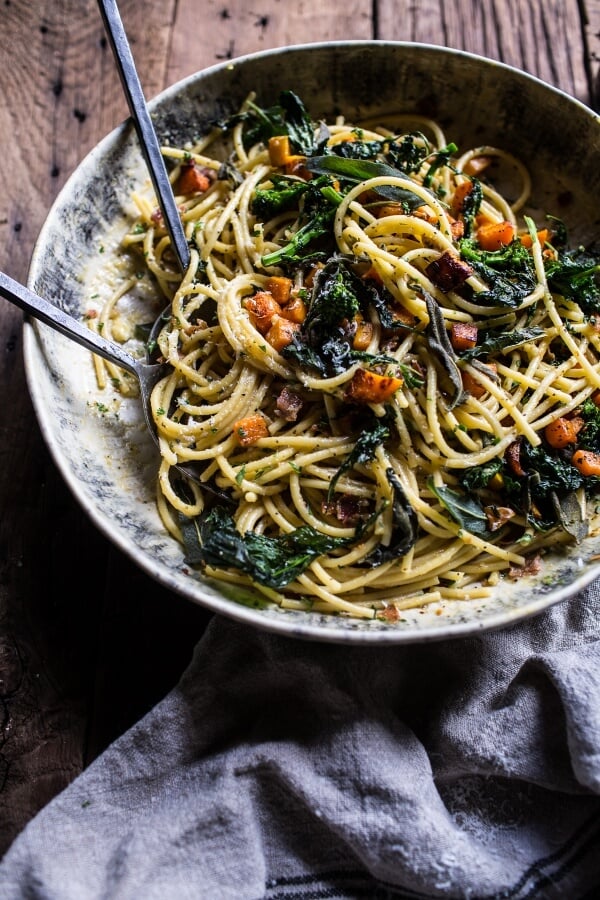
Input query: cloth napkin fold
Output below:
<box><xmin>1</xmin><ymin>585</ymin><xmax>600</xmax><ymax>899</ymax></box>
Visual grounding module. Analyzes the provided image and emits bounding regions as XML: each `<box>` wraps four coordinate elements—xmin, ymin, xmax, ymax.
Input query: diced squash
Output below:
<box><xmin>519</xmin><ymin>228</ymin><xmax>550</xmax><ymax>249</ymax></box>
<box><xmin>279</xmin><ymin>295</ymin><xmax>307</xmax><ymax>324</ymax></box>
<box><xmin>268</xmin><ymin>135</ymin><xmax>292</xmax><ymax>166</ymax></box>
<box><xmin>391</xmin><ymin>303</ymin><xmax>418</xmax><ymax>328</ymax></box>
<box><xmin>265</xmin><ymin>316</ymin><xmax>300</xmax><ymax>351</ymax></box>
<box><xmin>243</xmin><ymin>292</ymin><xmax>281</xmax><ymax>334</ymax></box>
<box><xmin>450</xmin><ymin>322</ymin><xmax>478</xmax><ymax>351</ymax></box>
<box><xmin>284</xmin><ymin>156</ymin><xmax>310</xmax><ymax>179</ymax></box>
<box><xmin>265</xmin><ymin>276</ymin><xmax>293</xmax><ymax>305</ymax></box>
<box><xmin>177</xmin><ymin>163</ymin><xmax>211</xmax><ymax>194</ymax></box>
<box><xmin>450</xmin><ymin>180</ymin><xmax>474</xmax><ymax>217</ymax></box>
<box><xmin>233</xmin><ymin>414</ymin><xmax>269</xmax><ymax>447</ymax></box>
<box><xmin>544</xmin><ymin>416</ymin><xmax>584</xmax><ymax>449</ymax></box>
<box><xmin>352</xmin><ymin>319</ymin><xmax>374</xmax><ymax>350</ymax></box>
<box><xmin>361</xmin><ymin>265</ymin><xmax>383</xmax><ymax>285</ymax></box>
<box><xmin>572</xmin><ymin>448</ymin><xmax>600</xmax><ymax>476</ymax></box>
<box><xmin>461</xmin><ymin>363</ymin><xmax>497</xmax><ymax>399</ymax></box>
<box><xmin>476</xmin><ymin>220</ymin><xmax>515</xmax><ymax>251</ymax></box>
<box><xmin>375</xmin><ymin>202</ymin><xmax>407</xmax><ymax>219</ymax></box>
<box><xmin>304</xmin><ymin>263</ymin><xmax>324</xmax><ymax>288</ymax></box>
<box><xmin>463</xmin><ymin>156</ymin><xmax>492</xmax><ymax>177</ymax></box>
<box><xmin>345</xmin><ymin>368</ymin><xmax>403</xmax><ymax>404</ymax></box>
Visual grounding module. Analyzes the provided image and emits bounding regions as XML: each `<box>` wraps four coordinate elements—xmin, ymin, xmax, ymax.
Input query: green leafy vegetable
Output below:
<box><xmin>428</xmin><ymin>478</ymin><xmax>491</xmax><ymax>537</ymax></box>
<box><xmin>459</xmin><ymin>238</ymin><xmax>536</xmax><ymax>307</ymax></box>
<box><xmin>422</xmin><ymin>142</ymin><xmax>458</xmax><ymax>187</ymax></box>
<box><xmin>422</xmin><ymin>291</ymin><xmax>466</xmax><ymax>408</ymax></box>
<box><xmin>361</xmin><ymin>469</ymin><xmax>418</xmax><ymax>566</ymax></box>
<box><xmin>546</xmin><ymin>247</ymin><xmax>600</xmax><ymax>314</ymax></box>
<box><xmin>328</xmin><ymin>411</ymin><xmax>391</xmax><ymax>499</ymax></box>
<box><xmin>251</xmin><ymin>174</ymin><xmax>313</xmax><ymax>218</ymax></box>
<box><xmin>305</xmin><ymin>155</ymin><xmax>425</xmax><ymax>210</ymax></box>
<box><xmin>181</xmin><ymin>505</ymin><xmax>350</xmax><ymax>588</ymax></box>
<box><xmin>461</xmin><ymin>327</ymin><xmax>546</xmax><ymax>360</ymax></box>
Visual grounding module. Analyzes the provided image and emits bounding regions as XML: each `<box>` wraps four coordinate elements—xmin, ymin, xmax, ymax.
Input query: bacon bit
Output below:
<box><xmin>544</xmin><ymin>416</ymin><xmax>584</xmax><ymax>449</ymax></box>
<box><xmin>476</xmin><ymin>220</ymin><xmax>515</xmax><ymax>251</ymax></box>
<box><xmin>243</xmin><ymin>291</ymin><xmax>282</xmax><ymax>334</ymax></box>
<box><xmin>176</xmin><ymin>162</ymin><xmax>213</xmax><ymax>195</ymax></box>
<box><xmin>509</xmin><ymin>555</ymin><xmax>542</xmax><ymax>579</ymax></box>
<box><xmin>183</xmin><ymin>319</ymin><xmax>207</xmax><ymax>336</ymax></box>
<box><xmin>85</xmin><ymin>309</ymin><xmax>98</xmax><ymax>319</ymax></box>
<box><xmin>276</xmin><ymin>386</ymin><xmax>304</xmax><ymax>422</ymax></box>
<box><xmin>450</xmin><ymin>217</ymin><xmax>465</xmax><ymax>241</ymax></box>
<box><xmin>592</xmin><ymin>390</ymin><xmax>600</xmax><ymax>407</ymax></box>
<box><xmin>378</xmin><ymin>605</ymin><xmax>401</xmax><ymax>623</ymax></box>
<box><xmin>463</xmin><ymin>156</ymin><xmax>493</xmax><ymax>177</ymax></box>
<box><xmin>361</xmin><ymin>265</ymin><xmax>383</xmax><ymax>285</ymax></box>
<box><xmin>322</xmin><ymin>495</ymin><xmax>371</xmax><ymax>526</ymax></box>
<box><xmin>506</xmin><ymin>440</ymin><xmax>526</xmax><ymax>477</ymax></box>
<box><xmin>265</xmin><ymin>316</ymin><xmax>300</xmax><ymax>351</ymax></box>
<box><xmin>265</xmin><ymin>276</ymin><xmax>293</xmax><ymax>305</ymax></box>
<box><xmin>461</xmin><ymin>363</ymin><xmax>497</xmax><ymax>399</ymax></box>
<box><xmin>150</xmin><ymin>208</ymin><xmax>163</xmax><ymax>224</ymax></box>
<box><xmin>233</xmin><ymin>414</ymin><xmax>269</xmax><ymax>446</ymax></box>
<box><xmin>280</xmin><ymin>294</ymin><xmax>307</xmax><ymax>324</ymax></box>
<box><xmin>345</xmin><ymin>368</ymin><xmax>403</xmax><ymax>404</ymax></box>
<box><xmin>450</xmin><ymin>322</ymin><xmax>478</xmax><ymax>351</ymax></box>
<box><xmin>484</xmin><ymin>504</ymin><xmax>516</xmax><ymax>532</ymax></box>
<box><xmin>284</xmin><ymin>156</ymin><xmax>311</xmax><ymax>179</ymax></box>
<box><xmin>305</xmin><ymin>263</ymin><xmax>325</xmax><ymax>289</ymax></box>
<box><xmin>425</xmin><ymin>251</ymin><xmax>474</xmax><ymax>293</ymax></box>
<box><xmin>572</xmin><ymin>449</ymin><xmax>600</xmax><ymax>477</ymax></box>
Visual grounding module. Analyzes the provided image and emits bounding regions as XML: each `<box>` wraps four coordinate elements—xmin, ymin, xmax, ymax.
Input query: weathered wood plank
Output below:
<box><xmin>168</xmin><ymin>0</ymin><xmax>374</xmax><ymax>85</ymax></box>
<box><xmin>0</xmin><ymin>0</ymin><xmax>180</xmax><ymax>856</ymax></box>
<box><xmin>378</xmin><ymin>0</ymin><xmax>591</xmax><ymax>104</ymax></box>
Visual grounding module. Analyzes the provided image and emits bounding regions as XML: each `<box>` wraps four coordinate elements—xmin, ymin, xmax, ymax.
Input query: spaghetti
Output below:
<box><xmin>94</xmin><ymin>91</ymin><xmax>600</xmax><ymax>620</ymax></box>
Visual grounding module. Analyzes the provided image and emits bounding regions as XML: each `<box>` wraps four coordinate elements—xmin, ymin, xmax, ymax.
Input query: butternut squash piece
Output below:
<box><xmin>265</xmin><ymin>276</ymin><xmax>293</xmax><ymax>305</ymax></box>
<box><xmin>476</xmin><ymin>220</ymin><xmax>515</xmax><ymax>250</ymax></box>
<box><xmin>345</xmin><ymin>368</ymin><xmax>403</xmax><ymax>404</ymax></box>
<box><xmin>233</xmin><ymin>414</ymin><xmax>269</xmax><ymax>446</ymax></box>
<box><xmin>265</xmin><ymin>316</ymin><xmax>300</xmax><ymax>351</ymax></box>
<box><xmin>243</xmin><ymin>292</ymin><xmax>281</xmax><ymax>334</ymax></box>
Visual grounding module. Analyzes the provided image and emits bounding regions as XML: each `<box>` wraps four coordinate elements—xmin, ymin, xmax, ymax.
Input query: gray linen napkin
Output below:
<box><xmin>1</xmin><ymin>584</ymin><xmax>600</xmax><ymax>899</ymax></box>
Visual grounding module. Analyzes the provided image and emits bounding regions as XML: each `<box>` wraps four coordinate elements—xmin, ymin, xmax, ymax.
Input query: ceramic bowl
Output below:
<box><xmin>25</xmin><ymin>41</ymin><xmax>600</xmax><ymax>643</ymax></box>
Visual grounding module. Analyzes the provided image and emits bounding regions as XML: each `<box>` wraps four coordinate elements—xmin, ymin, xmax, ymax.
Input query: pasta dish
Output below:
<box><xmin>90</xmin><ymin>91</ymin><xmax>600</xmax><ymax>621</ymax></box>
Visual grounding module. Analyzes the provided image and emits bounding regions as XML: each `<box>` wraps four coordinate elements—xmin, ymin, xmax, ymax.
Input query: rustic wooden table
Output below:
<box><xmin>1</xmin><ymin>0</ymin><xmax>600</xmax><ymax>858</ymax></box>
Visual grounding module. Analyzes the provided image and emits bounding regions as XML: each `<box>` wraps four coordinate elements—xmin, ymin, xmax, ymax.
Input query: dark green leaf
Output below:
<box><xmin>305</xmin><ymin>155</ymin><xmax>425</xmax><ymax>210</ymax></box>
<box><xmin>423</xmin><ymin>291</ymin><xmax>466</xmax><ymax>408</ymax></box>
<box><xmin>428</xmin><ymin>478</ymin><xmax>491</xmax><ymax>537</ymax></box>
<box><xmin>183</xmin><ymin>506</ymin><xmax>349</xmax><ymax>589</ymax></box>
<box><xmin>328</xmin><ymin>412</ymin><xmax>391</xmax><ymax>499</ymax></box>
<box><xmin>361</xmin><ymin>469</ymin><xmax>418</xmax><ymax>565</ymax></box>
<box><xmin>462</xmin><ymin>327</ymin><xmax>546</xmax><ymax>360</ymax></box>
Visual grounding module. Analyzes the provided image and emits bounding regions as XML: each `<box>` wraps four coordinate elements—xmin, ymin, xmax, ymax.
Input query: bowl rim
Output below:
<box><xmin>23</xmin><ymin>40</ymin><xmax>600</xmax><ymax>644</ymax></box>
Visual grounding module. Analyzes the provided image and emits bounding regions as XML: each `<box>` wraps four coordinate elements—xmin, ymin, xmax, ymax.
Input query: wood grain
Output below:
<box><xmin>1</xmin><ymin>0</ymin><xmax>600</xmax><ymax>859</ymax></box>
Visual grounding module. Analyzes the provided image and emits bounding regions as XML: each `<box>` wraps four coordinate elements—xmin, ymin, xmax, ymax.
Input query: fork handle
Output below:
<box><xmin>96</xmin><ymin>0</ymin><xmax>191</xmax><ymax>273</ymax></box>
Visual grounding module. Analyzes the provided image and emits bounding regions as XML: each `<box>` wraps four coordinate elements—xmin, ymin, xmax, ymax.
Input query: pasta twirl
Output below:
<box><xmin>95</xmin><ymin>91</ymin><xmax>600</xmax><ymax>620</ymax></box>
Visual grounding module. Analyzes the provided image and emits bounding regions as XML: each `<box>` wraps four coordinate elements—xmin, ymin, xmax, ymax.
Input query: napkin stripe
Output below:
<box><xmin>264</xmin><ymin>813</ymin><xmax>600</xmax><ymax>899</ymax></box>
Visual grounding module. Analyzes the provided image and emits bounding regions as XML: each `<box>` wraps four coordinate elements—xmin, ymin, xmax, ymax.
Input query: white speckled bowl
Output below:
<box><xmin>25</xmin><ymin>42</ymin><xmax>600</xmax><ymax>643</ymax></box>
